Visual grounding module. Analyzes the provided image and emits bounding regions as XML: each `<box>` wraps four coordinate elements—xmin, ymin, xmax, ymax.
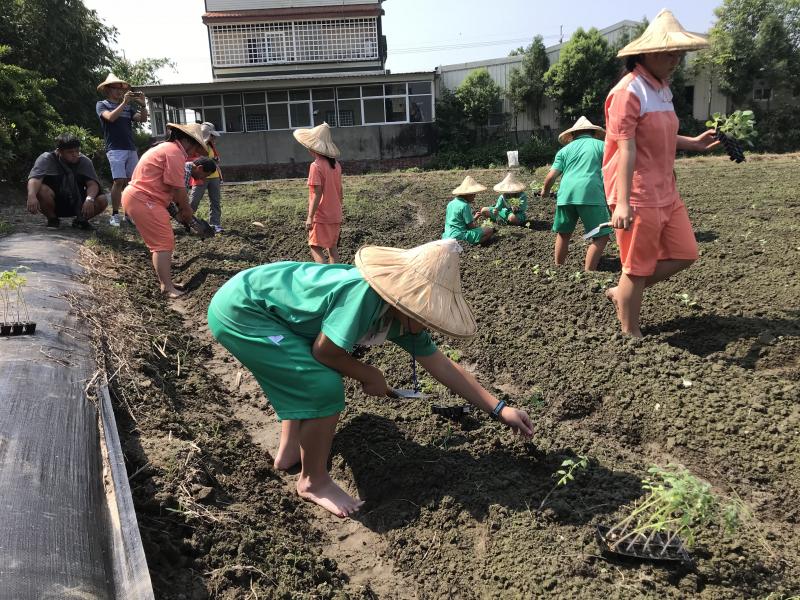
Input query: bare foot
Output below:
<box><xmin>161</xmin><ymin>286</ymin><xmax>185</xmax><ymax>299</ymax></box>
<box><xmin>622</xmin><ymin>328</ymin><xmax>643</xmax><ymax>338</ymax></box>
<box><xmin>273</xmin><ymin>443</ymin><xmax>300</xmax><ymax>471</ymax></box>
<box><xmin>297</xmin><ymin>475</ymin><xmax>364</xmax><ymax>518</ymax></box>
<box><xmin>605</xmin><ymin>286</ymin><xmax>620</xmax><ymax>320</ymax></box>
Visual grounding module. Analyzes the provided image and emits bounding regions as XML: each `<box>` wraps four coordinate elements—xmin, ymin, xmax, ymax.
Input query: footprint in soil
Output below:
<box><xmin>333</xmin><ymin>414</ymin><xmax>642</xmax><ymax>532</ymax></box>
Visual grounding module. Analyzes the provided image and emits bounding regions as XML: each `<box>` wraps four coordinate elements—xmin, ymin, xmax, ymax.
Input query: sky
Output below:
<box><xmin>83</xmin><ymin>0</ymin><xmax>722</xmax><ymax>85</ymax></box>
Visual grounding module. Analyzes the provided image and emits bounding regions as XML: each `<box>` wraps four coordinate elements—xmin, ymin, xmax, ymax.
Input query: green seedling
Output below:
<box><xmin>539</xmin><ymin>455</ymin><xmax>589</xmax><ymax>510</ymax></box>
<box><xmin>527</xmin><ymin>390</ymin><xmax>546</xmax><ymax>410</ymax></box>
<box><xmin>706</xmin><ymin>110</ymin><xmax>757</xmax><ymax>145</ymax></box>
<box><xmin>442</xmin><ymin>346</ymin><xmax>462</xmax><ymax>362</ymax></box>
<box><xmin>481</xmin><ymin>218</ymin><xmax>494</xmax><ymax>228</ymax></box>
<box><xmin>544</xmin><ymin>268</ymin><xmax>557</xmax><ymax>280</ymax></box>
<box><xmin>0</xmin><ymin>268</ymin><xmax>31</xmax><ymax>323</ymax></box>
<box><xmin>507</xmin><ymin>196</ymin><xmax>521</xmax><ymax>210</ymax></box>
<box><xmin>676</xmin><ymin>292</ymin><xmax>698</xmax><ymax>308</ymax></box>
<box><xmin>571</xmin><ymin>271</ymin><xmax>583</xmax><ymax>282</ymax></box>
<box><xmin>605</xmin><ymin>465</ymin><xmax>745</xmax><ymax>555</ymax></box>
<box><xmin>532</xmin><ymin>264</ymin><xmax>540</xmax><ymax>275</ymax></box>
<box><xmin>492</xmin><ymin>258</ymin><xmax>502</xmax><ymax>268</ymax></box>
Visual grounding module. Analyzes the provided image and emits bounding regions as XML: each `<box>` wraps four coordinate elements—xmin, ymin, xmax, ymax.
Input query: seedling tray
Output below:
<box><xmin>0</xmin><ymin>322</ymin><xmax>36</xmax><ymax>336</ymax></box>
<box><xmin>595</xmin><ymin>525</ymin><xmax>692</xmax><ymax>565</ymax></box>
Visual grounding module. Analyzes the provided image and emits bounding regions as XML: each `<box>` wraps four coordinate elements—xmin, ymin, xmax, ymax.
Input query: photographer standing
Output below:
<box><xmin>96</xmin><ymin>73</ymin><xmax>148</xmax><ymax>227</ymax></box>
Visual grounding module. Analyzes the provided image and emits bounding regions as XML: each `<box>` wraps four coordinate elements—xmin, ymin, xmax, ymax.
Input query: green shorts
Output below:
<box><xmin>447</xmin><ymin>227</ymin><xmax>483</xmax><ymax>245</ymax></box>
<box><xmin>552</xmin><ymin>204</ymin><xmax>612</xmax><ymax>237</ymax></box>
<box><xmin>207</xmin><ymin>309</ymin><xmax>344</xmax><ymax>421</ymax></box>
<box><xmin>491</xmin><ymin>207</ymin><xmax>527</xmax><ymax>224</ymax></box>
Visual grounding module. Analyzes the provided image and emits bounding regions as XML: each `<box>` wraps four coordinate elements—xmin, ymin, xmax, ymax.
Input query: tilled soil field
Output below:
<box><xmin>4</xmin><ymin>154</ymin><xmax>798</xmax><ymax>598</ymax></box>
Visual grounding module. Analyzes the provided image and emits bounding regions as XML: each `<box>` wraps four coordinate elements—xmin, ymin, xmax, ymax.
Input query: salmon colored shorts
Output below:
<box><xmin>122</xmin><ymin>189</ymin><xmax>175</xmax><ymax>253</ymax></box>
<box><xmin>308</xmin><ymin>221</ymin><xmax>341</xmax><ymax>248</ymax></box>
<box><xmin>612</xmin><ymin>198</ymin><xmax>698</xmax><ymax>277</ymax></box>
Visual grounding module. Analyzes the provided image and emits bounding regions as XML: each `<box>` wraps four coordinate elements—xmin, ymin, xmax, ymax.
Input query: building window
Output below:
<box><xmin>754</xmin><ymin>87</ymin><xmax>772</xmax><ymax>100</ymax></box>
<box><xmin>223</xmin><ymin>93</ymin><xmax>243</xmax><ymax>133</ymax></box>
<box><xmin>210</xmin><ymin>18</ymin><xmax>379</xmax><ymax>67</ymax></box>
<box><xmin>244</xmin><ymin>91</ymin><xmax>268</xmax><ymax>131</ymax></box>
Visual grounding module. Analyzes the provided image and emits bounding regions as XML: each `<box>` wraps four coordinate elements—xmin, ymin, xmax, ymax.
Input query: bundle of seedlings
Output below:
<box><xmin>0</xmin><ymin>268</ymin><xmax>35</xmax><ymax>336</ymax></box>
<box><xmin>706</xmin><ymin>110</ymin><xmax>757</xmax><ymax>163</ymax></box>
<box><xmin>597</xmin><ymin>465</ymin><xmax>744</xmax><ymax>564</ymax></box>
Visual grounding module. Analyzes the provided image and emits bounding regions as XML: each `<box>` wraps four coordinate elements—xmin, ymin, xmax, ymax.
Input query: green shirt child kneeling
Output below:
<box><xmin>442</xmin><ymin>175</ymin><xmax>494</xmax><ymax>245</ymax></box>
<box><xmin>479</xmin><ymin>172</ymin><xmax>528</xmax><ymax>225</ymax></box>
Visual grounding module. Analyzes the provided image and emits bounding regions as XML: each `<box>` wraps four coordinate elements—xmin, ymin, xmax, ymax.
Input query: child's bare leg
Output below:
<box><xmin>507</xmin><ymin>213</ymin><xmax>520</xmax><ymax>225</ymax></box>
<box><xmin>152</xmin><ymin>251</ymin><xmax>183</xmax><ymax>298</ymax></box>
<box><xmin>296</xmin><ymin>413</ymin><xmax>364</xmax><ymax>518</ymax></box>
<box><xmin>309</xmin><ymin>245</ymin><xmax>326</xmax><ymax>264</ymax></box>
<box><xmin>327</xmin><ymin>246</ymin><xmax>340</xmax><ymax>264</ymax></box>
<box><xmin>479</xmin><ymin>226</ymin><xmax>494</xmax><ymax>244</ymax></box>
<box><xmin>607</xmin><ymin>273</ymin><xmax>646</xmax><ymax>337</ymax></box>
<box><xmin>585</xmin><ymin>235</ymin><xmax>609</xmax><ymax>271</ymax></box>
<box><xmin>554</xmin><ymin>232</ymin><xmax>571</xmax><ymax>266</ymax></box>
<box><xmin>645</xmin><ymin>259</ymin><xmax>695</xmax><ymax>286</ymax></box>
<box><xmin>274</xmin><ymin>419</ymin><xmax>300</xmax><ymax>470</ymax></box>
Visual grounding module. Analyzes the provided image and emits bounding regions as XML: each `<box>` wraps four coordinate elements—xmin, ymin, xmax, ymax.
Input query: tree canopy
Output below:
<box><xmin>507</xmin><ymin>35</ymin><xmax>550</xmax><ymax>127</ymax></box>
<box><xmin>455</xmin><ymin>68</ymin><xmax>502</xmax><ymax>133</ymax></box>
<box><xmin>543</xmin><ymin>27</ymin><xmax>618</xmax><ymax>125</ymax></box>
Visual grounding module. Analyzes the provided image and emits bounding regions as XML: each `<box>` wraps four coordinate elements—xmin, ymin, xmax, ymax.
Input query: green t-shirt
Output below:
<box><xmin>442</xmin><ymin>196</ymin><xmax>474</xmax><ymax>239</ymax></box>
<box><xmin>493</xmin><ymin>192</ymin><xmax>528</xmax><ymax>215</ymax></box>
<box><xmin>209</xmin><ymin>262</ymin><xmax>437</xmax><ymax>356</ymax></box>
<box><xmin>551</xmin><ymin>135</ymin><xmax>606</xmax><ymax>206</ymax></box>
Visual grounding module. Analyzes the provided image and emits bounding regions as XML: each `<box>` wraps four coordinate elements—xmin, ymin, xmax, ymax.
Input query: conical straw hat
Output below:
<box><xmin>97</xmin><ymin>73</ymin><xmax>131</xmax><ymax>93</ymax></box>
<box><xmin>293</xmin><ymin>122</ymin><xmax>340</xmax><ymax>158</ymax></box>
<box><xmin>493</xmin><ymin>172</ymin><xmax>526</xmax><ymax>193</ymax></box>
<box><xmin>617</xmin><ymin>9</ymin><xmax>709</xmax><ymax>57</ymax></box>
<box><xmin>451</xmin><ymin>175</ymin><xmax>486</xmax><ymax>196</ymax></box>
<box><xmin>355</xmin><ymin>239</ymin><xmax>477</xmax><ymax>339</ymax></box>
<box><xmin>558</xmin><ymin>116</ymin><xmax>606</xmax><ymax>145</ymax></box>
<box><xmin>166</xmin><ymin>123</ymin><xmax>208</xmax><ymax>152</ymax></box>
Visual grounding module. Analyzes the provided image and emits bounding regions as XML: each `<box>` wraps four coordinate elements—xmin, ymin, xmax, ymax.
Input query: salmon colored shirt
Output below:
<box><xmin>307</xmin><ymin>156</ymin><xmax>343</xmax><ymax>224</ymax></box>
<box><xmin>128</xmin><ymin>141</ymin><xmax>188</xmax><ymax>207</ymax></box>
<box><xmin>602</xmin><ymin>64</ymin><xmax>680</xmax><ymax>208</ymax></box>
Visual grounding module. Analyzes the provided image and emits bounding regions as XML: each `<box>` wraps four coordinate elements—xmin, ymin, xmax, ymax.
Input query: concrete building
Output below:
<box><xmin>437</xmin><ymin>20</ymin><xmax>729</xmax><ymax>136</ymax></box>
<box><xmin>142</xmin><ymin>0</ymin><xmax>436</xmax><ymax>179</ymax></box>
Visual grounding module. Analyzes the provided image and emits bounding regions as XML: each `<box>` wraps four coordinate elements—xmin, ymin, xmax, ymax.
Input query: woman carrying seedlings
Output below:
<box><xmin>294</xmin><ymin>123</ymin><xmax>343</xmax><ymax>264</ymax></box>
<box><xmin>541</xmin><ymin>116</ymin><xmax>610</xmax><ymax>271</ymax></box>
<box><xmin>442</xmin><ymin>176</ymin><xmax>494</xmax><ymax>245</ymax></box>
<box><xmin>603</xmin><ymin>10</ymin><xmax>719</xmax><ymax>337</ymax></box>
<box><xmin>122</xmin><ymin>123</ymin><xmax>207</xmax><ymax>298</ymax></box>
<box><xmin>208</xmin><ymin>239</ymin><xmax>533</xmax><ymax>518</ymax></box>
<box><xmin>478</xmin><ymin>172</ymin><xmax>528</xmax><ymax>226</ymax></box>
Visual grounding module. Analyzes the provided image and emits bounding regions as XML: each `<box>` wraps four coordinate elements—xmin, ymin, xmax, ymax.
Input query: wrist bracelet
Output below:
<box><xmin>85</xmin><ymin>197</ymin><xmax>95</xmax><ymax>202</ymax></box>
<box><xmin>491</xmin><ymin>400</ymin><xmax>506</xmax><ymax>420</ymax></box>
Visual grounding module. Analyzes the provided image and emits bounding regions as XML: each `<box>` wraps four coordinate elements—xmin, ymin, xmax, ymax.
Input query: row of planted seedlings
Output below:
<box><xmin>0</xmin><ymin>267</ymin><xmax>36</xmax><ymax>336</ymax></box>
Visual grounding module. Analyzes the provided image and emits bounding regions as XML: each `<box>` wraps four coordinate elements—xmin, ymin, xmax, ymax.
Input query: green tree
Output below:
<box><xmin>109</xmin><ymin>55</ymin><xmax>176</xmax><ymax>88</ymax></box>
<box><xmin>702</xmin><ymin>0</ymin><xmax>800</xmax><ymax>106</ymax></box>
<box><xmin>0</xmin><ymin>46</ymin><xmax>61</xmax><ymax>182</ymax></box>
<box><xmin>507</xmin><ymin>35</ymin><xmax>550</xmax><ymax>131</ymax></box>
<box><xmin>0</xmin><ymin>0</ymin><xmax>117</xmax><ymax>129</ymax></box>
<box><xmin>454</xmin><ymin>68</ymin><xmax>502</xmax><ymax>139</ymax></box>
<box><xmin>543</xmin><ymin>27</ymin><xmax>618</xmax><ymax>125</ymax></box>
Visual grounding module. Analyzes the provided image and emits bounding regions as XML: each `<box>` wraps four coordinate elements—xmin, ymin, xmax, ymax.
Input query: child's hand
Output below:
<box><xmin>499</xmin><ymin>407</ymin><xmax>533</xmax><ymax>437</ymax></box>
<box><xmin>361</xmin><ymin>366</ymin><xmax>390</xmax><ymax>397</ymax></box>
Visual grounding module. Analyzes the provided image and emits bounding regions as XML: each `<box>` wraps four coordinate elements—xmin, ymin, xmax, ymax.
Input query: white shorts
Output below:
<box><xmin>107</xmin><ymin>149</ymin><xmax>139</xmax><ymax>180</ymax></box>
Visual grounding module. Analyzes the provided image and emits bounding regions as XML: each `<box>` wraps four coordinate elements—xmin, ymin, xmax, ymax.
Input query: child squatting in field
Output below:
<box><xmin>541</xmin><ymin>116</ymin><xmax>612</xmax><ymax>271</ymax></box>
<box><xmin>442</xmin><ymin>176</ymin><xmax>494</xmax><ymax>245</ymax></box>
<box><xmin>478</xmin><ymin>172</ymin><xmax>529</xmax><ymax>226</ymax></box>
<box><xmin>207</xmin><ymin>239</ymin><xmax>533</xmax><ymax>518</ymax></box>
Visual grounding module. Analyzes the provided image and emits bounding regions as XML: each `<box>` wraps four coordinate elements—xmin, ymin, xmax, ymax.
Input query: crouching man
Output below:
<box><xmin>27</xmin><ymin>133</ymin><xmax>108</xmax><ymax>230</ymax></box>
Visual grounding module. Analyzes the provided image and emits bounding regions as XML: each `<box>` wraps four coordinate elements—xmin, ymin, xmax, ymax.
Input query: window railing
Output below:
<box><xmin>210</xmin><ymin>18</ymin><xmax>379</xmax><ymax>67</ymax></box>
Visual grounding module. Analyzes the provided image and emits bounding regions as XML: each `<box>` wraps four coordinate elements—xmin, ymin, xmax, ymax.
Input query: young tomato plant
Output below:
<box><xmin>539</xmin><ymin>455</ymin><xmax>589</xmax><ymax>510</ymax></box>
<box><xmin>706</xmin><ymin>110</ymin><xmax>757</xmax><ymax>163</ymax></box>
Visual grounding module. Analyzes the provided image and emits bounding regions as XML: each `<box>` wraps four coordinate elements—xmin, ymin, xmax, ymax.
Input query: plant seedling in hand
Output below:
<box><xmin>706</xmin><ymin>110</ymin><xmax>757</xmax><ymax>163</ymax></box>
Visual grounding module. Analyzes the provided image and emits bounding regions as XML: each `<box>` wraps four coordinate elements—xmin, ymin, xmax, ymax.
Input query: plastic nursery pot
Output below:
<box><xmin>431</xmin><ymin>404</ymin><xmax>471</xmax><ymax>421</ymax></box>
<box><xmin>23</xmin><ymin>321</ymin><xmax>36</xmax><ymax>335</ymax></box>
<box><xmin>11</xmin><ymin>323</ymin><xmax>24</xmax><ymax>336</ymax></box>
<box><xmin>595</xmin><ymin>525</ymin><xmax>692</xmax><ymax>566</ymax></box>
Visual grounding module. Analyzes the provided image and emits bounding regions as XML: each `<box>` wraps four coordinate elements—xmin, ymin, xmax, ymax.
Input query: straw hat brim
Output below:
<box><xmin>166</xmin><ymin>123</ymin><xmax>208</xmax><ymax>153</ymax></box>
<box><xmin>617</xmin><ymin>32</ymin><xmax>709</xmax><ymax>57</ymax></box>
<box><xmin>97</xmin><ymin>74</ymin><xmax>131</xmax><ymax>93</ymax></box>
<box><xmin>451</xmin><ymin>183</ymin><xmax>487</xmax><ymax>196</ymax></box>
<box><xmin>558</xmin><ymin>127</ymin><xmax>605</xmax><ymax>145</ymax></box>
<box><xmin>354</xmin><ymin>245</ymin><xmax>478</xmax><ymax>339</ymax></box>
<box><xmin>293</xmin><ymin>128</ymin><xmax>341</xmax><ymax>158</ymax></box>
<box><xmin>493</xmin><ymin>177</ymin><xmax>526</xmax><ymax>193</ymax></box>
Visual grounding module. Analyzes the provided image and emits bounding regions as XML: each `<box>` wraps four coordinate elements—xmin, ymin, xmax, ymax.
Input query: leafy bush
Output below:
<box><xmin>752</xmin><ymin>104</ymin><xmax>800</xmax><ymax>153</ymax></box>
